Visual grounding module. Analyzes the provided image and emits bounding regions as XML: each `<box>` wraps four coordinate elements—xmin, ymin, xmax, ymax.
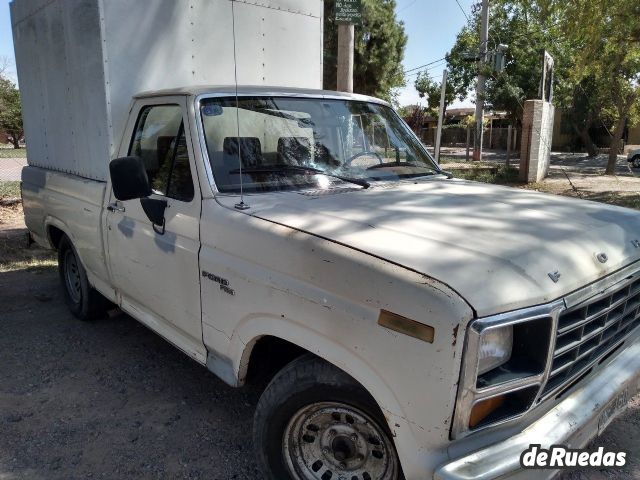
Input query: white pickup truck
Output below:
<box><xmin>13</xmin><ymin>1</ymin><xmax>640</xmax><ymax>479</ymax></box>
<box><xmin>20</xmin><ymin>85</ymin><xmax>640</xmax><ymax>479</ymax></box>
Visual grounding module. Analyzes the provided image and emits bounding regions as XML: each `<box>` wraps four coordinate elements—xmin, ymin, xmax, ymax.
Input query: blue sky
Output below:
<box><xmin>396</xmin><ymin>0</ymin><xmax>475</xmax><ymax>106</ymax></box>
<box><xmin>0</xmin><ymin>0</ymin><xmax>474</xmax><ymax>106</ymax></box>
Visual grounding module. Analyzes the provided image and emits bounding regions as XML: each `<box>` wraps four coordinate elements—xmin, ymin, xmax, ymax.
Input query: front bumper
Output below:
<box><xmin>435</xmin><ymin>336</ymin><xmax>640</xmax><ymax>480</ymax></box>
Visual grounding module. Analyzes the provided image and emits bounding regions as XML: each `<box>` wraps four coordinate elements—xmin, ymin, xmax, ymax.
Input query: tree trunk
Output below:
<box><xmin>573</xmin><ymin>124</ymin><xmax>598</xmax><ymax>157</ymax></box>
<box><xmin>605</xmin><ymin>117</ymin><xmax>626</xmax><ymax>175</ymax></box>
<box><xmin>10</xmin><ymin>134</ymin><xmax>20</xmax><ymax>149</ymax></box>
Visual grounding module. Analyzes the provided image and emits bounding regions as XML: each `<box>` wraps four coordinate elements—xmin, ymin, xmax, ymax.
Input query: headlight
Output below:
<box><xmin>477</xmin><ymin>325</ymin><xmax>513</xmax><ymax>375</ymax></box>
<box><xmin>451</xmin><ymin>302</ymin><xmax>563</xmax><ymax>439</ymax></box>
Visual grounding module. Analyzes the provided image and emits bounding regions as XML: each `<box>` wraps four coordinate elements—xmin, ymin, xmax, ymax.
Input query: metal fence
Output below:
<box><xmin>419</xmin><ymin>126</ymin><xmax>522</xmax><ymax>152</ymax></box>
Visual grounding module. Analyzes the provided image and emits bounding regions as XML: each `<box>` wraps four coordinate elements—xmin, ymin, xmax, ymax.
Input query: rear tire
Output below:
<box><xmin>254</xmin><ymin>354</ymin><xmax>401</xmax><ymax>480</ymax></box>
<box><xmin>58</xmin><ymin>235</ymin><xmax>109</xmax><ymax>320</ymax></box>
<box><xmin>632</xmin><ymin>156</ymin><xmax>640</xmax><ymax>168</ymax></box>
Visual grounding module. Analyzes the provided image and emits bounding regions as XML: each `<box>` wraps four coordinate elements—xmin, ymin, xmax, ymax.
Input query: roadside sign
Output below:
<box><xmin>336</xmin><ymin>0</ymin><xmax>362</xmax><ymax>26</ymax></box>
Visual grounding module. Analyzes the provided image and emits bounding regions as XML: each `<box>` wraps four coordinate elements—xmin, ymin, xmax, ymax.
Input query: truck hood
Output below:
<box><xmin>218</xmin><ymin>178</ymin><xmax>640</xmax><ymax>316</ymax></box>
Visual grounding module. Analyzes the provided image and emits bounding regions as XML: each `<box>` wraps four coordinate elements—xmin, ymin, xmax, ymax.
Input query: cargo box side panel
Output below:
<box><xmin>102</xmin><ymin>0</ymin><xmax>237</xmax><ymax>155</ymax></box>
<box><xmin>62</xmin><ymin>1</ymin><xmax>113</xmax><ymax>180</ymax></box>
<box><xmin>21</xmin><ymin>166</ymin><xmax>110</xmax><ymax>287</ymax></box>
<box><xmin>10</xmin><ymin>1</ymin><xmax>48</xmax><ymax>170</ymax></box>
<box><xmin>102</xmin><ymin>0</ymin><xmax>323</xmax><ymax>156</ymax></box>
<box><xmin>235</xmin><ymin>0</ymin><xmax>322</xmax><ymax>18</ymax></box>
<box><xmin>234</xmin><ymin>2</ymin><xmax>322</xmax><ymax>90</ymax></box>
<box><xmin>11</xmin><ymin>0</ymin><xmax>112</xmax><ymax>181</ymax></box>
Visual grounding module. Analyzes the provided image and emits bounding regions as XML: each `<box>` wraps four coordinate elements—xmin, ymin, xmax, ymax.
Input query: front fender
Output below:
<box><xmin>230</xmin><ymin>316</ymin><xmax>436</xmax><ymax>478</ymax></box>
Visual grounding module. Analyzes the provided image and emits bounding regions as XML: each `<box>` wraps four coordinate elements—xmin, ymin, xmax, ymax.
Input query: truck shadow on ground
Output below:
<box><xmin>0</xmin><ymin>266</ymin><xmax>263</xmax><ymax>479</ymax></box>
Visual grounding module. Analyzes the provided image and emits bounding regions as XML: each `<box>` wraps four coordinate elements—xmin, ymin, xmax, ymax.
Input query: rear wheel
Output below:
<box><xmin>254</xmin><ymin>355</ymin><xmax>401</xmax><ymax>480</ymax></box>
<box><xmin>632</xmin><ymin>156</ymin><xmax>640</xmax><ymax>168</ymax></box>
<box><xmin>58</xmin><ymin>235</ymin><xmax>109</xmax><ymax>320</ymax></box>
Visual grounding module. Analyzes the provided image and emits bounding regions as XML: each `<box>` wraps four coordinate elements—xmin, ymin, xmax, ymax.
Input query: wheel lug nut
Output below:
<box><xmin>351</xmin><ymin>434</ymin><xmax>358</xmax><ymax>442</ymax></box>
<box><xmin>322</xmin><ymin>448</ymin><xmax>330</xmax><ymax>455</ymax></box>
<box><xmin>340</xmin><ymin>462</ymin><xmax>347</xmax><ymax>468</ymax></box>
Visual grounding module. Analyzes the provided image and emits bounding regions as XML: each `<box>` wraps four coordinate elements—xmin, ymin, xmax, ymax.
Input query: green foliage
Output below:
<box><xmin>0</xmin><ymin>75</ymin><xmax>23</xmax><ymax>149</ymax></box>
<box><xmin>323</xmin><ymin>0</ymin><xmax>408</xmax><ymax>103</ymax></box>
<box><xmin>559</xmin><ymin>1</ymin><xmax>640</xmax><ymax>127</ymax></box>
<box><xmin>0</xmin><ymin>181</ymin><xmax>21</xmax><ymax>199</ymax></box>
<box><xmin>459</xmin><ymin>114</ymin><xmax>489</xmax><ymax>128</ymax></box>
<box><xmin>447</xmin><ymin>1</ymin><xmax>567</xmax><ymax>123</ymax></box>
<box><xmin>446</xmin><ymin>0</ymin><xmax>640</xmax><ymax>167</ymax></box>
<box><xmin>556</xmin><ymin>0</ymin><xmax>640</xmax><ymax>172</ymax></box>
<box><xmin>450</xmin><ymin>165</ymin><xmax>520</xmax><ymax>184</ymax></box>
<box><xmin>414</xmin><ymin>71</ymin><xmax>455</xmax><ymax>117</ymax></box>
<box><xmin>0</xmin><ymin>147</ymin><xmax>27</xmax><ymax>158</ymax></box>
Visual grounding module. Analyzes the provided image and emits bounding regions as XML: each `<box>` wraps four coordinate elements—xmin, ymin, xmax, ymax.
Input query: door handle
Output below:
<box><xmin>107</xmin><ymin>202</ymin><xmax>125</xmax><ymax>213</ymax></box>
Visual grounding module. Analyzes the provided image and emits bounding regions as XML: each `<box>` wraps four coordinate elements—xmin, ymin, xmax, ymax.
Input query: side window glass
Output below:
<box><xmin>129</xmin><ymin>105</ymin><xmax>194</xmax><ymax>201</ymax></box>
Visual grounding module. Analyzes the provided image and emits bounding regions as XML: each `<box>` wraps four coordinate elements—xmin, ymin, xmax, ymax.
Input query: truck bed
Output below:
<box><xmin>21</xmin><ymin>166</ymin><xmax>111</xmax><ymax>293</ymax></box>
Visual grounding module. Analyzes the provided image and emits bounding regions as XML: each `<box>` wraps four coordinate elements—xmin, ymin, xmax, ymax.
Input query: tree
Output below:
<box><xmin>447</xmin><ymin>1</ymin><xmax>569</xmax><ymax>124</ymax></box>
<box><xmin>323</xmin><ymin>0</ymin><xmax>408</xmax><ymax>103</ymax></box>
<box><xmin>414</xmin><ymin>71</ymin><xmax>454</xmax><ymax>118</ymax></box>
<box><xmin>0</xmin><ymin>75</ymin><xmax>23</xmax><ymax>149</ymax></box>
<box><xmin>555</xmin><ymin>0</ymin><xmax>640</xmax><ymax>174</ymax></box>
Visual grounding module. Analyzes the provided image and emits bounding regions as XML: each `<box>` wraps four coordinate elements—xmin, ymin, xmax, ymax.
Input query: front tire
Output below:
<box><xmin>254</xmin><ymin>355</ymin><xmax>401</xmax><ymax>480</ymax></box>
<box><xmin>58</xmin><ymin>235</ymin><xmax>109</xmax><ymax>320</ymax></box>
<box><xmin>632</xmin><ymin>156</ymin><xmax>640</xmax><ymax>168</ymax></box>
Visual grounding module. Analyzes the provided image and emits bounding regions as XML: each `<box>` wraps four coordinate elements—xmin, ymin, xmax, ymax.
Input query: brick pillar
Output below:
<box><xmin>520</xmin><ymin>100</ymin><xmax>555</xmax><ymax>183</ymax></box>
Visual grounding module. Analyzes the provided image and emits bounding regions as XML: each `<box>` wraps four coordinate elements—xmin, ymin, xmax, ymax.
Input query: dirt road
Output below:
<box><xmin>0</xmin><ymin>205</ymin><xmax>638</xmax><ymax>479</ymax></box>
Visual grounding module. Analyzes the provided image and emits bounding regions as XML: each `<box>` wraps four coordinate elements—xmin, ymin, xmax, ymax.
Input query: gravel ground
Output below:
<box><xmin>0</xmin><ymin>202</ymin><xmax>638</xmax><ymax>479</ymax></box>
<box><xmin>0</xmin><ymin>265</ymin><xmax>263</xmax><ymax>479</ymax></box>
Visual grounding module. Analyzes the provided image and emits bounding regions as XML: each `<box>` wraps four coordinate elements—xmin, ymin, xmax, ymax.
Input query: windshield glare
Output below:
<box><xmin>200</xmin><ymin>97</ymin><xmax>439</xmax><ymax>193</ymax></box>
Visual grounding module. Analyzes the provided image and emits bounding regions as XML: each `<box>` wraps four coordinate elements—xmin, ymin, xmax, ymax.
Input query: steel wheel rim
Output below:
<box><xmin>283</xmin><ymin>401</ymin><xmax>398</xmax><ymax>480</ymax></box>
<box><xmin>64</xmin><ymin>249</ymin><xmax>82</xmax><ymax>304</ymax></box>
<box><xmin>633</xmin><ymin>158</ymin><xmax>640</xmax><ymax>168</ymax></box>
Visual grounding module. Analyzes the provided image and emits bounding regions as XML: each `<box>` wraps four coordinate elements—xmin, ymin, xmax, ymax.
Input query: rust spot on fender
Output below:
<box><xmin>452</xmin><ymin>324</ymin><xmax>460</xmax><ymax>347</ymax></box>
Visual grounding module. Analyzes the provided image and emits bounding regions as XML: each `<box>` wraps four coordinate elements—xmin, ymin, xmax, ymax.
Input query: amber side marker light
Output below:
<box><xmin>469</xmin><ymin>395</ymin><xmax>506</xmax><ymax>429</ymax></box>
<box><xmin>378</xmin><ymin>310</ymin><xmax>435</xmax><ymax>343</ymax></box>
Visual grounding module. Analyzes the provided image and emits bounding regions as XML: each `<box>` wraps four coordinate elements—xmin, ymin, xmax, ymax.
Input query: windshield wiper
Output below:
<box><xmin>365</xmin><ymin>161</ymin><xmax>450</xmax><ymax>178</ymax></box>
<box><xmin>366</xmin><ymin>161</ymin><xmax>421</xmax><ymax>170</ymax></box>
<box><xmin>229</xmin><ymin>164</ymin><xmax>370</xmax><ymax>189</ymax></box>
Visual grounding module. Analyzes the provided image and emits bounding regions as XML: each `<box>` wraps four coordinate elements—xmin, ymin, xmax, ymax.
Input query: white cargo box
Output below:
<box><xmin>11</xmin><ymin>0</ymin><xmax>323</xmax><ymax>181</ymax></box>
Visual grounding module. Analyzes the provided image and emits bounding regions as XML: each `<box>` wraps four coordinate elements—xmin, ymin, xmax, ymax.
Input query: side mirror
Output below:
<box><xmin>109</xmin><ymin>156</ymin><xmax>167</xmax><ymax>234</ymax></box>
<box><xmin>109</xmin><ymin>156</ymin><xmax>151</xmax><ymax>201</ymax></box>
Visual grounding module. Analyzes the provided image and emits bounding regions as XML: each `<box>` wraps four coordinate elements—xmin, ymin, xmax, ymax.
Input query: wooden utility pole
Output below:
<box><xmin>337</xmin><ymin>24</ymin><xmax>355</xmax><ymax>93</ymax></box>
<box><xmin>434</xmin><ymin>69</ymin><xmax>448</xmax><ymax>164</ymax></box>
<box><xmin>473</xmin><ymin>0</ymin><xmax>490</xmax><ymax>161</ymax></box>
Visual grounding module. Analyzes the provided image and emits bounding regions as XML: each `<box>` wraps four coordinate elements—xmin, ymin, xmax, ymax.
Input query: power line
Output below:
<box><xmin>455</xmin><ymin>0</ymin><xmax>470</xmax><ymax>22</ymax></box>
<box><xmin>397</xmin><ymin>0</ymin><xmax>418</xmax><ymax>14</ymax></box>
<box><xmin>405</xmin><ymin>61</ymin><xmax>448</xmax><ymax>78</ymax></box>
<box><xmin>403</xmin><ymin>57</ymin><xmax>447</xmax><ymax>74</ymax></box>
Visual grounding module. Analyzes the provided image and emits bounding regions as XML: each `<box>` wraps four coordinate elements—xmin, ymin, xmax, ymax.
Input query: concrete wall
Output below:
<box><xmin>520</xmin><ymin>99</ymin><xmax>555</xmax><ymax>183</ymax></box>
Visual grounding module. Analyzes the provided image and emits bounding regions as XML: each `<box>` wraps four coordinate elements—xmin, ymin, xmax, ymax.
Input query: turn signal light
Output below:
<box><xmin>469</xmin><ymin>395</ymin><xmax>505</xmax><ymax>428</ymax></box>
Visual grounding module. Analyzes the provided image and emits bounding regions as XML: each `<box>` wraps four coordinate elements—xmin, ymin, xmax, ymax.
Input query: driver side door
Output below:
<box><xmin>105</xmin><ymin>97</ymin><xmax>206</xmax><ymax>363</ymax></box>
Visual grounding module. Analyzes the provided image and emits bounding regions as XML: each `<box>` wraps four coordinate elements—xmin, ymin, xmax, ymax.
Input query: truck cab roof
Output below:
<box><xmin>133</xmin><ymin>85</ymin><xmax>391</xmax><ymax>107</ymax></box>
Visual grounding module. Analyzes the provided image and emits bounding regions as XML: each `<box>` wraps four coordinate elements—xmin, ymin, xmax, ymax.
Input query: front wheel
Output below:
<box><xmin>632</xmin><ymin>156</ymin><xmax>640</xmax><ymax>168</ymax></box>
<box><xmin>254</xmin><ymin>355</ymin><xmax>401</xmax><ymax>480</ymax></box>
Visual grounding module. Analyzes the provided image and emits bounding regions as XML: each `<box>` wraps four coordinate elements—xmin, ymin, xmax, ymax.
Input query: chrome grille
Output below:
<box><xmin>542</xmin><ymin>275</ymin><xmax>640</xmax><ymax>398</ymax></box>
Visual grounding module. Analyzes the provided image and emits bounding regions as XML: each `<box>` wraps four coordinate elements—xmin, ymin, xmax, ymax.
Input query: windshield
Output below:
<box><xmin>200</xmin><ymin>96</ymin><xmax>439</xmax><ymax>193</ymax></box>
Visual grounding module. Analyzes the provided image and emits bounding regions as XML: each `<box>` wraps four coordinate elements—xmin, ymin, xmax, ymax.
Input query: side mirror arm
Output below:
<box><xmin>140</xmin><ymin>198</ymin><xmax>168</xmax><ymax>235</ymax></box>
